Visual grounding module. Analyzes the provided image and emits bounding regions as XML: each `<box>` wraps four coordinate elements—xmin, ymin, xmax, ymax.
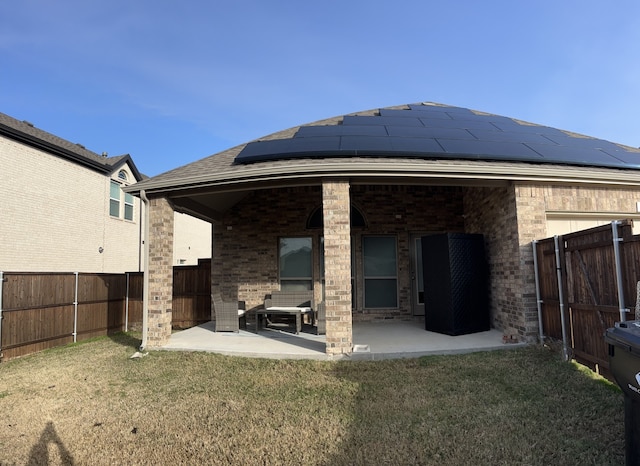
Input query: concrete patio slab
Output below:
<box><xmin>160</xmin><ymin>320</ymin><xmax>526</xmax><ymax>360</ymax></box>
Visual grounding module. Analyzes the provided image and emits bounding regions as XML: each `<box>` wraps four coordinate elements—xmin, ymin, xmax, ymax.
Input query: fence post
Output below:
<box><xmin>612</xmin><ymin>220</ymin><xmax>628</xmax><ymax>322</ymax></box>
<box><xmin>73</xmin><ymin>272</ymin><xmax>79</xmax><ymax>343</ymax></box>
<box><xmin>532</xmin><ymin>241</ymin><xmax>544</xmax><ymax>343</ymax></box>
<box><xmin>0</xmin><ymin>271</ymin><xmax>4</xmax><ymax>360</ymax></box>
<box><xmin>554</xmin><ymin>235</ymin><xmax>570</xmax><ymax>361</ymax></box>
<box><xmin>125</xmin><ymin>272</ymin><xmax>130</xmax><ymax>332</ymax></box>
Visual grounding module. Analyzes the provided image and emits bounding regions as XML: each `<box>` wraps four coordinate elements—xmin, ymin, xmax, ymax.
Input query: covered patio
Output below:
<box><xmin>161</xmin><ymin>319</ymin><xmax>514</xmax><ymax>360</ymax></box>
<box><xmin>126</xmin><ymin>102</ymin><xmax>640</xmax><ymax>357</ymax></box>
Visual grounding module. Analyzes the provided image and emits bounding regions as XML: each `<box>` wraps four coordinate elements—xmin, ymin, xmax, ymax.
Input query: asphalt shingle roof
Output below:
<box><xmin>0</xmin><ymin>112</ymin><xmax>143</xmax><ymax>180</ymax></box>
<box><xmin>126</xmin><ymin>102</ymin><xmax>640</xmax><ymax>194</ymax></box>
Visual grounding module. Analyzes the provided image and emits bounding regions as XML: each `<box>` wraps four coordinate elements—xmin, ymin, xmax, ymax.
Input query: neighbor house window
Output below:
<box><xmin>109</xmin><ymin>181</ymin><xmax>121</xmax><ymax>217</ymax></box>
<box><xmin>279</xmin><ymin>237</ymin><xmax>312</xmax><ymax>291</ymax></box>
<box><xmin>124</xmin><ymin>193</ymin><xmax>134</xmax><ymax>221</ymax></box>
<box><xmin>363</xmin><ymin>236</ymin><xmax>398</xmax><ymax>308</ymax></box>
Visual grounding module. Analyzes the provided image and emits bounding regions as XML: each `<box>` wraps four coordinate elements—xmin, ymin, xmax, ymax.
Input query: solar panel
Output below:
<box><xmin>601</xmin><ymin>148</ymin><xmax>640</xmax><ymax>167</ymax></box>
<box><xmin>467</xmin><ymin>129</ymin><xmax>556</xmax><ymax>145</ymax></box>
<box><xmin>386</xmin><ymin>126</ymin><xmax>475</xmax><ymax>140</ymax></box>
<box><xmin>339</xmin><ymin>136</ymin><xmax>394</xmax><ymax>152</ymax></box>
<box><xmin>438</xmin><ymin>139</ymin><xmax>544</xmax><ymax>161</ymax></box>
<box><xmin>234</xmin><ymin>103</ymin><xmax>640</xmax><ymax>170</ymax></box>
<box><xmin>525</xmin><ymin>143</ymin><xmax>626</xmax><ymax>167</ymax></box>
<box><xmin>380</xmin><ymin>109</ymin><xmax>453</xmax><ymax>120</ymax></box>
<box><xmin>420</xmin><ymin>118</ymin><xmax>498</xmax><ymax>131</ymax></box>
<box><xmin>388</xmin><ymin>137</ymin><xmax>445</xmax><ymax>154</ymax></box>
<box><xmin>343</xmin><ymin>115</ymin><xmax>424</xmax><ymax>127</ymax></box>
<box><xmin>408</xmin><ymin>104</ymin><xmax>474</xmax><ymax>115</ymax></box>
<box><xmin>296</xmin><ymin>125</ymin><xmax>387</xmax><ymax>137</ymax></box>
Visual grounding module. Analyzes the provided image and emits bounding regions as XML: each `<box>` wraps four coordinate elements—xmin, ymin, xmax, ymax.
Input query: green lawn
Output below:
<box><xmin>0</xmin><ymin>334</ymin><xmax>625</xmax><ymax>465</ymax></box>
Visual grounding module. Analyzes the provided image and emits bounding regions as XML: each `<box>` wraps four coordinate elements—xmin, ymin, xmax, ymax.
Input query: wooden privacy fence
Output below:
<box><xmin>0</xmin><ymin>259</ymin><xmax>211</xmax><ymax>361</ymax></box>
<box><xmin>534</xmin><ymin>219</ymin><xmax>640</xmax><ymax>376</ymax></box>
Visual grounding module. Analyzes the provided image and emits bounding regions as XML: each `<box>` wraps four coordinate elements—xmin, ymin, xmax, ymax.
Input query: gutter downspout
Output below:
<box><xmin>554</xmin><ymin>235</ymin><xmax>570</xmax><ymax>361</ymax></box>
<box><xmin>140</xmin><ymin>190</ymin><xmax>150</xmax><ymax>351</ymax></box>
<box><xmin>532</xmin><ymin>241</ymin><xmax>544</xmax><ymax>344</ymax></box>
<box><xmin>612</xmin><ymin>220</ymin><xmax>628</xmax><ymax>323</ymax></box>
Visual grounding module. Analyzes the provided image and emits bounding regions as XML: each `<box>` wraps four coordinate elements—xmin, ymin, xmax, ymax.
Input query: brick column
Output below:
<box><xmin>146</xmin><ymin>196</ymin><xmax>174</xmax><ymax>348</ymax></box>
<box><xmin>322</xmin><ymin>179</ymin><xmax>352</xmax><ymax>356</ymax></box>
<box><xmin>514</xmin><ymin>184</ymin><xmax>548</xmax><ymax>341</ymax></box>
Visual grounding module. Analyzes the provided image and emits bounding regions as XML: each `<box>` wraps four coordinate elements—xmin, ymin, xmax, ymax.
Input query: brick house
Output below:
<box><xmin>0</xmin><ymin>112</ymin><xmax>210</xmax><ymax>273</ymax></box>
<box><xmin>126</xmin><ymin>102</ymin><xmax>640</xmax><ymax>356</ymax></box>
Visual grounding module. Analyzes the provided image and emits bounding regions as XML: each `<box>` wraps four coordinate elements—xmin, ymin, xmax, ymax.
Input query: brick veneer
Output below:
<box><xmin>464</xmin><ymin>183</ymin><xmax>640</xmax><ymax>342</ymax></box>
<box><xmin>206</xmin><ymin>180</ymin><xmax>640</xmax><ymax>350</ymax></box>
<box><xmin>322</xmin><ymin>180</ymin><xmax>352</xmax><ymax>355</ymax></box>
<box><xmin>146</xmin><ymin>196</ymin><xmax>174</xmax><ymax>348</ymax></box>
<box><xmin>211</xmin><ymin>184</ymin><xmax>465</xmax><ymax>319</ymax></box>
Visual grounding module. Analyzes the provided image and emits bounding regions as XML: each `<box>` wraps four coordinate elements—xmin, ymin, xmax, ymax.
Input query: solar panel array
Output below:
<box><xmin>234</xmin><ymin>104</ymin><xmax>640</xmax><ymax>169</ymax></box>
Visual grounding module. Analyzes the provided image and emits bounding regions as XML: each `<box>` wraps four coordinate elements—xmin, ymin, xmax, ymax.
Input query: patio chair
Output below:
<box><xmin>213</xmin><ymin>293</ymin><xmax>246</xmax><ymax>332</ymax></box>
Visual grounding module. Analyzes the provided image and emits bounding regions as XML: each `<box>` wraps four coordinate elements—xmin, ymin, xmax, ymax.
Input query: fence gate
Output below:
<box><xmin>535</xmin><ymin>220</ymin><xmax>639</xmax><ymax>376</ymax></box>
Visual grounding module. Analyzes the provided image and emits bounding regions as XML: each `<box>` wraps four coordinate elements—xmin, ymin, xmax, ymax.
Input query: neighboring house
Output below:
<box><xmin>0</xmin><ymin>112</ymin><xmax>210</xmax><ymax>273</ymax></box>
<box><xmin>0</xmin><ymin>112</ymin><xmax>144</xmax><ymax>273</ymax></box>
<box><xmin>125</xmin><ymin>102</ymin><xmax>640</xmax><ymax>356</ymax></box>
<box><xmin>173</xmin><ymin>212</ymin><xmax>212</xmax><ymax>265</ymax></box>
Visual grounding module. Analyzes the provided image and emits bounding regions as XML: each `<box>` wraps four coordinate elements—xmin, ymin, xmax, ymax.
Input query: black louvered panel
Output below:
<box><xmin>422</xmin><ymin>233</ymin><xmax>490</xmax><ymax>336</ymax></box>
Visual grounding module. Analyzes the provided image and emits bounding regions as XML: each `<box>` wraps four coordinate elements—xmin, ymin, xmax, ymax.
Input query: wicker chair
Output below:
<box><xmin>213</xmin><ymin>293</ymin><xmax>246</xmax><ymax>332</ymax></box>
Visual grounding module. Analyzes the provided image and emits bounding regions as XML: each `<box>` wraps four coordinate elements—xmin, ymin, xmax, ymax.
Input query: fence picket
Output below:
<box><xmin>0</xmin><ymin>259</ymin><xmax>210</xmax><ymax>362</ymax></box>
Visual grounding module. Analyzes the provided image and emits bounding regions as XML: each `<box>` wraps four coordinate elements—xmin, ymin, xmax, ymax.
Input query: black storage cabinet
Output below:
<box><xmin>421</xmin><ymin>233</ymin><xmax>490</xmax><ymax>336</ymax></box>
<box><xmin>605</xmin><ymin>321</ymin><xmax>640</xmax><ymax>466</ymax></box>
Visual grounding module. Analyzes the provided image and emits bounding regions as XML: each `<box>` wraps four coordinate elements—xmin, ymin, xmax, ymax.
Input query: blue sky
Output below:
<box><xmin>1</xmin><ymin>1</ymin><xmax>639</xmax><ymax>177</ymax></box>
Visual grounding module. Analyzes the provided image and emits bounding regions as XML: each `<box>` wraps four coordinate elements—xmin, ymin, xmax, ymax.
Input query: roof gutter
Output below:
<box><xmin>124</xmin><ymin>160</ymin><xmax>640</xmax><ymax>195</ymax></box>
<box><xmin>0</xmin><ymin>123</ymin><xmax>111</xmax><ymax>174</ymax></box>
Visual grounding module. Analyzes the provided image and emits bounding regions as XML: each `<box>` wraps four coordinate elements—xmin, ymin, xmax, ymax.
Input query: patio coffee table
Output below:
<box><xmin>256</xmin><ymin>307</ymin><xmax>312</xmax><ymax>334</ymax></box>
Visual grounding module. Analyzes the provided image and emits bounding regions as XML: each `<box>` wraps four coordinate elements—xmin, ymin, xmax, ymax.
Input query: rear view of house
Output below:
<box><xmin>126</xmin><ymin>102</ymin><xmax>640</xmax><ymax>356</ymax></box>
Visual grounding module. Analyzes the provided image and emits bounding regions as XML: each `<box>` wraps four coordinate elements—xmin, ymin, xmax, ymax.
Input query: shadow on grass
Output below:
<box><xmin>107</xmin><ymin>331</ymin><xmax>142</xmax><ymax>350</ymax></box>
<box><xmin>320</xmin><ymin>347</ymin><xmax>624</xmax><ymax>466</ymax></box>
<box><xmin>27</xmin><ymin>421</ymin><xmax>75</xmax><ymax>465</ymax></box>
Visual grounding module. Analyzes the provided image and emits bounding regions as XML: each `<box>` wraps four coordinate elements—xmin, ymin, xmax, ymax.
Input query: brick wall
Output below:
<box><xmin>212</xmin><ymin>184</ymin><xmax>465</xmax><ymax>318</ymax></box>
<box><xmin>463</xmin><ymin>186</ymin><xmax>523</xmax><ymax>336</ymax></box>
<box><xmin>463</xmin><ymin>183</ymin><xmax>640</xmax><ymax>342</ymax></box>
<box><xmin>146</xmin><ymin>196</ymin><xmax>174</xmax><ymax>348</ymax></box>
<box><xmin>0</xmin><ymin>136</ymin><xmax>142</xmax><ymax>273</ymax></box>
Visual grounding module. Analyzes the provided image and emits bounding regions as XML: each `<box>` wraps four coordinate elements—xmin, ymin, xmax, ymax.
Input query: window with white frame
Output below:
<box><xmin>124</xmin><ymin>192</ymin><xmax>134</xmax><ymax>221</ymax></box>
<box><xmin>109</xmin><ymin>181</ymin><xmax>121</xmax><ymax>217</ymax></box>
<box><xmin>279</xmin><ymin>237</ymin><xmax>312</xmax><ymax>291</ymax></box>
<box><xmin>363</xmin><ymin>236</ymin><xmax>398</xmax><ymax>308</ymax></box>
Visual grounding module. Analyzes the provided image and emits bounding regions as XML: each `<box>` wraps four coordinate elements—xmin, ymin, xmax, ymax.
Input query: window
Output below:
<box><xmin>124</xmin><ymin>193</ymin><xmax>134</xmax><ymax>221</ymax></box>
<box><xmin>109</xmin><ymin>181</ymin><xmax>120</xmax><ymax>217</ymax></box>
<box><xmin>118</xmin><ymin>170</ymin><xmax>128</xmax><ymax>181</ymax></box>
<box><xmin>363</xmin><ymin>236</ymin><xmax>398</xmax><ymax>308</ymax></box>
<box><xmin>279</xmin><ymin>237</ymin><xmax>312</xmax><ymax>291</ymax></box>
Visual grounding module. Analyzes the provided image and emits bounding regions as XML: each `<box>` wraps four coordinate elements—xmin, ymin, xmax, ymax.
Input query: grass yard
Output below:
<box><xmin>0</xmin><ymin>333</ymin><xmax>625</xmax><ymax>465</ymax></box>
